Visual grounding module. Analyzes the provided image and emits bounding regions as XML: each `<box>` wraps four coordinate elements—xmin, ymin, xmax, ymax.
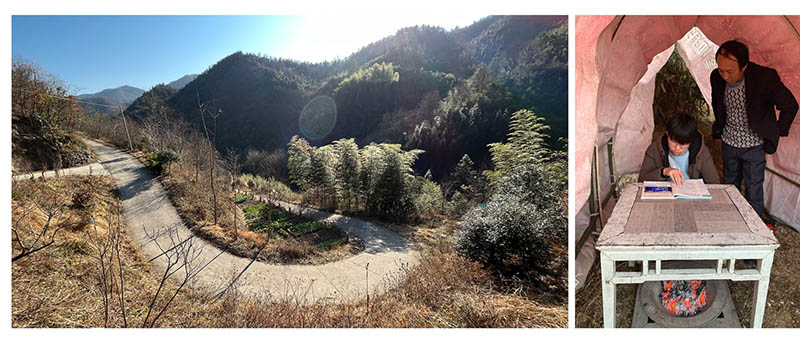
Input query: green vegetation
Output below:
<box><xmin>454</xmin><ymin>109</ymin><xmax>567</xmax><ymax>284</ymax></box>
<box><xmin>18</xmin><ymin>15</ymin><xmax>569</xmax><ymax>327</ymax></box>
<box><xmin>233</xmin><ymin>193</ymin><xmax>250</xmax><ymax>203</ymax></box>
<box><xmin>124</xmin><ymin>84</ymin><xmax>177</xmax><ymax>121</ymax></box>
<box><xmin>120</xmin><ymin>16</ymin><xmax>566</xmax><ymax>184</ymax></box>
<box><xmin>316</xmin><ymin>238</ymin><xmax>348</xmax><ymax>251</ymax></box>
<box><xmin>146</xmin><ymin>149</ymin><xmax>181</xmax><ymax>175</ymax></box>
<box><xmin>288</xmin><ymin>136</ymin><xmax>423</xmax><ymax>221</ymax></box>
<box><xmin>242</xmin><ymin>203</ymin><xmax>322</xmax><ymax>238</ymax></box>
<box><xmin>653</xmin><ymin>47</ymin><xmax>711</xmax><ymax>128</ymax></box>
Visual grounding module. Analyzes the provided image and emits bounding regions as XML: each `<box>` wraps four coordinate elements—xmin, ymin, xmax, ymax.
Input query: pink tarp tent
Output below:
<box><xmin>575</xmin><ymin>15</ymin><xmax>800</xmax><ymax>288</ymax></box>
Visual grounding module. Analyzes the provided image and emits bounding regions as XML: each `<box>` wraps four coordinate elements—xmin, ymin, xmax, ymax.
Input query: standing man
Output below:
<box><xmin>711</xmin><ymin>40</ymin><xmax>798</xmax><ymax>224</ymax></box>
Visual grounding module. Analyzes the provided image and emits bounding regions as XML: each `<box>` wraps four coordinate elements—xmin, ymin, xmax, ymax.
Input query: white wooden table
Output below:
<box><xmin>596</xmin><ymin>183</ymin><xmax>779</xmax><ymax>328</ymax></box>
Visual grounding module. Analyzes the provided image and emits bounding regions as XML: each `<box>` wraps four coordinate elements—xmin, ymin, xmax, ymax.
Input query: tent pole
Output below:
<box><xmin>588</xmin><ymin>146</ymin><xmax>598</xmax><ymax>224</ymax></box>
<box><xmin>594</xmin><ymin>143</ymin><xmax>605</xmax><ymax>231</ymax></box>
<box><xmin>766</xmin><ymin>167</ymin><xmax>800</xmax><ymax>189</ymax></box>
<box><xmin>610</xmin><ymin>15</ymin><xmax>626</xmax><ymax>42</ymax></box>
<box><xmin>781</xmin><ymin>16</ymin><xmax>800</xmax><ymax>45</ymax></box>
<box><xmin>577</xmin><ymin>139</ymin><xmax>619</xmax><ymax>252</ymax></box>
<box><xmin>580</xmin><ymin>147</ymin><xmax>599</xmax><ymax>252</ymax></box>
<box><xmin>576</xmin><ymin>181</ymin><xmax>618</xmax><ymax>253</ymax></box>
<box><xmin>607</xmin><ymin>137</ymin><xmax>617</xmax><ymax>198</ymax></box>
<box><xmin>578</xmin><ymin>145</ymin><xmax>601</xmax><ymax>253</ymax></box>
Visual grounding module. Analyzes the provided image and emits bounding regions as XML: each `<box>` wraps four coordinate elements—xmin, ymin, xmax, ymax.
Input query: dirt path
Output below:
<box><xmin>85</xmin><ymin>139</ymin><xmax>418</xmax><ymax>304</ymax></box>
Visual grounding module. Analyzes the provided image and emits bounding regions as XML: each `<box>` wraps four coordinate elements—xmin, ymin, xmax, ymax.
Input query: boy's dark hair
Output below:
<box><xmin>666</xmin><ymin>112</ymin><xmax>698</xmax><ymax>145</ymax></box>
<box><xmin>716</xmin><ymin>40</ymin><xmax>749</xmax><ymax>69</ymax></box>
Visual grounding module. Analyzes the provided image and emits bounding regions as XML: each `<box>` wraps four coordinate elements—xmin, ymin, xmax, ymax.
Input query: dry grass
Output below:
<box><xmin>189</xmin><ymin>249</ymin><xmax>567</xmax><ymax>328</ymax></box>
<box><xmin>12</xmin><ymin>176</ymin><xmax>156</xmax><ymax>327</ymax></box>
<box><xmin>12</xmin><ymin>175</ymin><xmax>566</xmax><ymax>328</ymax></box>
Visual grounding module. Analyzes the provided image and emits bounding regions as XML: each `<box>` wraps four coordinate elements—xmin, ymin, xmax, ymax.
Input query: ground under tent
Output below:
<box><xmin>575</xmin><ymin>15</ymin><xmax>800</xmax><ymax>288</ymax></box>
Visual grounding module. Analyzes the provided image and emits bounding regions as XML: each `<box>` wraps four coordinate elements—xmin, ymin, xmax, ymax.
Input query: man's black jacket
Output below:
<box><xmin>710</xmin><ymin>62</ymin><xmax>798</xmax><ymax>154</ymax></box>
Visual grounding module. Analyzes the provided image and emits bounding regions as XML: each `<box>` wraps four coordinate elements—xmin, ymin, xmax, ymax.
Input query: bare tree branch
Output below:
<box><xmin>141</xmin><ymin>224</ymin><xmax>214</xmax><ymax>328</ymax></box>
<box><xmin>12</xmin><ymin>189</ymin><xmax>66</xmax><ymax>263</ymax></box>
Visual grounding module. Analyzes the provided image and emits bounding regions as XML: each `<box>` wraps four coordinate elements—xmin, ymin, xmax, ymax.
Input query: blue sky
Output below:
<box><xmin>12</xmin><ymin>15</ymin><xmax>485</xmax><ymax>95</ymax></box>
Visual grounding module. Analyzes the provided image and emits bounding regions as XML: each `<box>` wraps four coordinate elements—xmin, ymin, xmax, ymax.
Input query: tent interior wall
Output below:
<box><xmin>575</xmin><ymin>15</ymin><xmax>800</xmax><ymax>289</ymax></box>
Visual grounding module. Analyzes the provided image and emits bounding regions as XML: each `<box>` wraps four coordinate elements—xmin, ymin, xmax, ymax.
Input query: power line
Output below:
<box><xmin>72</xmin><ymin>98</ymin><xmax>124</xmax><ymax>109</ymax></box>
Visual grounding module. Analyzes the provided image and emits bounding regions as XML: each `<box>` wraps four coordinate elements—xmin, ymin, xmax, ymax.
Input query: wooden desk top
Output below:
<box><xmin>597</xmin><ymin>183</ymin><xmax>779</xmax><ymax>247</ymax></box>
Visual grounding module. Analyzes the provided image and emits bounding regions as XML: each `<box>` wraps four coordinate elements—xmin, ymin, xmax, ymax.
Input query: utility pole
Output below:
<box><xmin>119</xmin><ymin>105</ymin><xmax>133</xmax><ymax>152</ymax></box>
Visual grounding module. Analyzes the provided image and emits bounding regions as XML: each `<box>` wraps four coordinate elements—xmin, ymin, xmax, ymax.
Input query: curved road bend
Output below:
<box><xmin>85</xmin><ymin>139</ymin><xmax>418</xmax><ymax>304</ymax></box>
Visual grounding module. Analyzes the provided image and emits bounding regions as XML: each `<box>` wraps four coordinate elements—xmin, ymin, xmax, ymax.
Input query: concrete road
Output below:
<box><xmin>12</xmin><ymin>162</ymin><xmax>109</xmax><ymax>181</ymax></box>
<box><xmin>85</xmin><ymin>139</ymin><xmax>418</xmax><ymax>304</ymax></box>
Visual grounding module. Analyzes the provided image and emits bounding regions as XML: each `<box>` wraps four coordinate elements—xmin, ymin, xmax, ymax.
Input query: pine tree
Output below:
<box><xmin>445</xmin><ymin>154</ymin><xmax>477</xmax><ymax>199</ymax></box>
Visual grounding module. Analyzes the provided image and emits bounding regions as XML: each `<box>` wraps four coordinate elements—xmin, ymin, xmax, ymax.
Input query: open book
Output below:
<box><xmin>641</xmin><ymin>180</ymin><xmax>712</xmax><ymax>200</ymax></box>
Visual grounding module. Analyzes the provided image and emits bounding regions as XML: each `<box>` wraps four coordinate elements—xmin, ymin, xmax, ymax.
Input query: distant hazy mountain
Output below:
<box><xmin>77</xmin><ymin>96</ymin><xmax>124</xmax><ymax>115</ymax></box>
<box><xmin>78</xmin><ymin>85</ymin><xmax>145</xmax><ymax>104</ymax></box>
<box><xmin>77</xmin><ymin>85</ymin><xmax>144</xmax><ymax>115</ymax></box>
<box><xmin>167</xmin><ymin>74</ymin><xmax>199</xmax><ymax>90</ymax></box>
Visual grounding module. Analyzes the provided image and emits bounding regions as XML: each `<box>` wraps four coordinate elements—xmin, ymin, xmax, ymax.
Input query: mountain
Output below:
<box><xmin>162</xmin><ymin>52</ymin><xmax>310</xmax><ymax>152</ymax></box>
<box><xmin>453</xmin><ymin>16</ymin><xmax>568</xmax><ymax>141</ymax></box>
<box><xmin>78</xmin><ymin>85</ymin><xmax>145</xmax><ymax>104</ymax></box>
<box><xmin>453</xmin><ymin>16</ymin><xmax>565</xmax><ymax>73</ymax></box>
<box><xmin>167</xmin><ymin>74</ymin><xmax>199</xmax><ymax>90</ymax></box>
<box><xmin>77</xmin><ymin>85</ymin><xmax>146</xmax><ymax>115</ymax></box>
<box><xmin>77</xmin><ymin>95</ymin><xmax>125</xmax><ymax>115</ymax></box>
<box><xmin>125</xmin><ymin>15</ymin><xmax>567</xmax><ymax>180</ymax></box>
<box><xmin>125</xmin><ymin>84</ymin><xmax>178</xmax><ymax>121</ymax></box>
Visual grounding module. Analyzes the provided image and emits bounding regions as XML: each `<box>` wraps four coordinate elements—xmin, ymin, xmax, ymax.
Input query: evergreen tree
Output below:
<box><xmin>358</xmin><ymin>143</ymin><xmax>384</xmax><ymax>212</ymax></box>
<box><xmin>287</xmin><ymin>135</ymin><xmax>314</xmax><ymax>191</ymax></box>
<box><xmin>332</xmin><ymin>138</ymin><xmax>361</xmax><ymax>211</ymax></box>
<box><xmin>333</xmin><ymin>62</ymin><xmax>401</xmax><ymax>140</ymax></box>
<box><xmin>486</xmin><ymin>109</ymin><xmax>551</xmax><ymax>183</ymax></box>
<box><xmin>454</xmin><ymin>107</ymin><xmax>566</xmax><ymax>281</ymax></box>
<box><xmin>309</xmin><ymin>145</ymin><xmax>336</xmax><ymax>208</ymax></box>
<box><xmin>445</xmin><ymin>154</ymin><xmax>477</xmax><ymax>198</ymax></box>
<box><xmin>371</xmin><ymin>150</ymin><xmax>410</xmax><ymax>220</ymax></box>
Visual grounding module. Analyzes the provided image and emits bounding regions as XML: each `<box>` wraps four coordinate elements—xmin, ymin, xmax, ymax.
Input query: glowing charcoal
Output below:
<box><xmin>660</xmin><ymin>280</ymin><xmax>707</xmax><ymax>317</ymax></box>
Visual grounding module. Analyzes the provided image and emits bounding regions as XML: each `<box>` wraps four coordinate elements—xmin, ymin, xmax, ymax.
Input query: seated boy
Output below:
<box><xmin>638</xmin><ymin>113</ymin><xmax>720</xmax><ymax>185</ymax></box>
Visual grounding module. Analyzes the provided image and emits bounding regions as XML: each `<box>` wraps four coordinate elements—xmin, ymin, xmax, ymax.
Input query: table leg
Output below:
<box><xmin>600</xmin><ymin>252</ymin><xmax>616</xmax><ymax>328</ymax></box>
<box><xmin>751</xmin><ymin>252</ymin><xmax>774</xmax><ymax>328</ymax></box>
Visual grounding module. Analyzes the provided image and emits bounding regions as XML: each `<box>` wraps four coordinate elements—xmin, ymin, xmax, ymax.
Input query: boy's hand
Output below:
<box><xmin>663</xmin><ymin>168</ymin><xmax>684</xmax><ymax>186</ymax></box>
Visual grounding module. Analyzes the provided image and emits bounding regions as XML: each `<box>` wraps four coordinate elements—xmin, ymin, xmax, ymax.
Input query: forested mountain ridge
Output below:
<box><xmin>125</xmin><ymin>15</ymin><xmax>567</xmax><ymax>180</ymax></box>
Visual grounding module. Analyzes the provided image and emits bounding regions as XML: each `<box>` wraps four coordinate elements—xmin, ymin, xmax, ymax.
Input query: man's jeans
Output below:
<box><xmin>722</xmin><ymin>143</ymin><xmax>766</xmax><ymax>218</ymax></box>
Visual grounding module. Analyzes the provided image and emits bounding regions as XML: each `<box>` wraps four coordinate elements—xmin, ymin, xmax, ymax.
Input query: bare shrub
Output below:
<box><xmin>242</xmin><ymin>148</ymin><xmax>287</xmax><ymax>181</ymax></box>
<box><xmin>85</xmin><ymin>198</ymin><xmax>127</xmax><ymax>327</ymax></box>
<box><xmin>141</xmin><ymin>224</ymin><xmax>215</xmax><ymax>328</ymax></box>
<box><xmin>12</xmin><ymin>180</ymin><xmax>68</xmax><ymax>262</ymax></box>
